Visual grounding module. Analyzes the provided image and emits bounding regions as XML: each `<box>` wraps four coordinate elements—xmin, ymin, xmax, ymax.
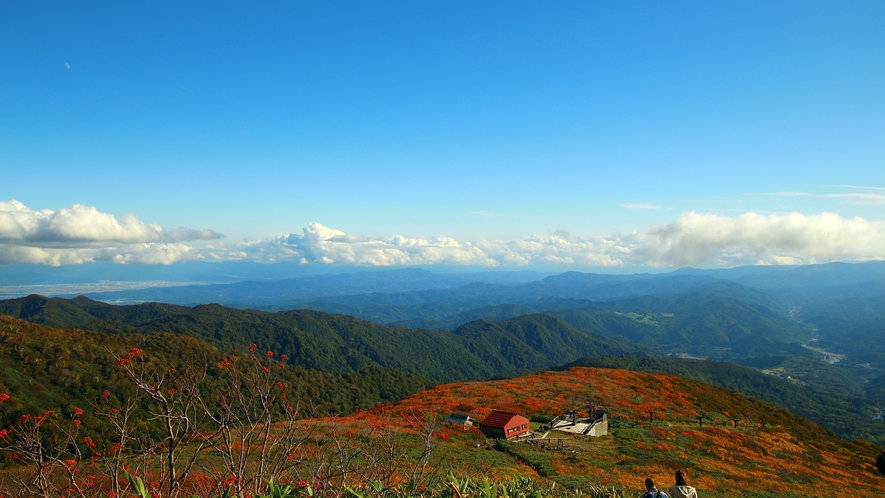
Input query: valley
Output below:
<box><xmin>2</xmin><ymin>262</ymin><xmax>885</xmax><ymax>496</ymax></box>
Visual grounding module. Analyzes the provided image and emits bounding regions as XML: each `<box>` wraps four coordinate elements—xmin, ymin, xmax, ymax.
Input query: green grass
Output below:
<box><xmin>623</xmin><ymin>313</ymin><xmax>660</xmax><ymax>326</ymax></box>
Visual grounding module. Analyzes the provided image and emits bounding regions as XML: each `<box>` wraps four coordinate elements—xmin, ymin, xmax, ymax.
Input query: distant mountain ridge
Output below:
<box><xmin>373</xmin><ymin>288</ymin><xmax>811</xmax><ymax>359</ymax></box>
<box><xmin>0</xmin><ymin>295</ymin><xmax>643</xmax><ymax>383</ymax></box>
<box><xmin>48</xmin><ymin>260</ymin><xmax>884</xmax><ymax>309</ymax></box>
<box><xmin>8</xmin><ymin>261</ymin><xmax>885</xmax><ymax>311</ymax></box>
<box><xmin>60</xmin><ymin>268</ymin><xmax>551</xmax><ymax>308</ymax></box>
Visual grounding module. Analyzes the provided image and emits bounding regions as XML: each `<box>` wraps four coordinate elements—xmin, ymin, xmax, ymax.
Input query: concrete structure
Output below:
<box><xmin>548</xmin><ymin>410</ymin><xmax>608</xmax><ymax>437</ymax></box>
<box><xmin>479</xmin><ymin>410</ymin><xmax>530</xmax><ymax>439</ymax></box>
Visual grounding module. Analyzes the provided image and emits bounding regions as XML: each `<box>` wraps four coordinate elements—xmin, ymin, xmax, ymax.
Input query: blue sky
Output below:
<box><xmin>2</xmin><ymin>2</ymin><xmax>884</xmax><ymax>269</ymax></box>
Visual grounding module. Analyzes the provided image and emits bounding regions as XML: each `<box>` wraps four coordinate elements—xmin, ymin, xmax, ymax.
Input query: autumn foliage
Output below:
<box><xmin>360</xmin><ymin>367</ymin><xmax>884</xmax><ymax>496</ymax></box>
<box><xmin>1</xmin><ymin>312</ymin><xmax>884</xmax><ymax>497</ymax></box>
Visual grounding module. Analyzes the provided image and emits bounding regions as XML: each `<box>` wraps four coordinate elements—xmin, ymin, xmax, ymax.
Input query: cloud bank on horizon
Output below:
<box><xmin>0</xmin><ymin>200</ymin><xmax>221</xmax><ymax>266</ymax></box>
<box><xmin>2</xmin><ymin>200</ymin><xmax>884</xmax><ymax>268</ymax></box>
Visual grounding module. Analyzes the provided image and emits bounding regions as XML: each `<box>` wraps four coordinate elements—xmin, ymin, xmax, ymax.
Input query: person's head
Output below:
<box><xmin>644</xmin><ymin>478</ymin><xmax>656</xmax><ymax>491</ymax></box>
<box><xmin>675</xmin><ymin>469</ymin><xmax>688</xmax><ymax>486</ymax></box>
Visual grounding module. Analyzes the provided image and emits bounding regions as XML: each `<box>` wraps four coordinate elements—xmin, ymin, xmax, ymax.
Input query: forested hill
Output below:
<box><xmin>0</xmin><ymin>314</ymin><xmax>431</xmax><ymax>424</ymax></box>
<box><xmin>595</xmin><ymin>291</ymin><xmax>811</xmax><ymax>357</ymax></box>
<box><xmin>449</xmin><ymin>314</ymin><xmax>650</xmax><ymax>379</ymax></box>
<box><xmin>384</xmin><ymin>292</ymin><xmax>811</xmax><ymax>360</ymax></box>
<box><xmin>0</xmin><ymin>295</ymin><xmax>643</xmax><ymax>383</ymax></box>
<box><xmin>565</xmin><ymin>355</ymin><xmax>885</xmax><ymax>444</ymax></box>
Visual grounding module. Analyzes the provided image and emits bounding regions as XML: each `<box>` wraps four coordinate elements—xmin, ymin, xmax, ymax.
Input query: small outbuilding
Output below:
<box><xmin>446</xmin><ymin>413</ymin><xmax>476</xmax><ymax>429</ymax></box>
<box><xmin>479</xmin><ymin>410</ymin><xmax>530</xmax><ymax>439</ymax></box>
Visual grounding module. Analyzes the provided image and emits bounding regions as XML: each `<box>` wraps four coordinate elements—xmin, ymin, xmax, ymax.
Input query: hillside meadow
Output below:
<box><xmin>361</xmin><ymin>368</ymin><xmax>883</xmax><ymax>497</ymax></box>
<box><xmin>0</xmin><ymin>313</ymin><xmax>883</xmax><ymax>497</ymax></box>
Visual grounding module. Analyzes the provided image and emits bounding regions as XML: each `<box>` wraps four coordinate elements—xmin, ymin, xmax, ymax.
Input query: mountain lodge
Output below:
<box><xmin>478</xmin><ymin>410</ymin><xmax>530</xmax><ymax>439</ymax></box>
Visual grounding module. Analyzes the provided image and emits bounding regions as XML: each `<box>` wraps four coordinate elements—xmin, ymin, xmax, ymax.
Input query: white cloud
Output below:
<box><xmin>625</xmin><ymin>211</ymin><xmax>885</xmax><ymax>267</ymax></box>
<box><xmin>0</xmin><ymin>200</ymin><xmax>220</xmax><ymax>265</ymax></box>
<box><xmin>242</xmin><ymin>213</ymin><xmax>885</xmax><ymax>268</ymax></box>
<box><xmin>3</xmin><ymin>200</ymin><xmax>885</xmax><ymax>269</ymax></box>
<box><xmin>249</xmin><ymin>223</ymin><xmax>498</xmax><ymax>266</ymax></box>
<box><xmin>0</xmin><ymin>200</ymin><xmax>220</xmax><ymax>245</ymax></box>
<box><xmin>239</xmin><ymin>225</ymin><xmax>622</xmax><ymax>268</ymax></box>
<box><xmin>0</xmin><ymin>244</ymin><xmax>204</xmax><ymax>266</ymax></box>
<box><xmin>475</xmin><ymin>233</ymin><xmax>624</xmax><ymax>267</ymax></box>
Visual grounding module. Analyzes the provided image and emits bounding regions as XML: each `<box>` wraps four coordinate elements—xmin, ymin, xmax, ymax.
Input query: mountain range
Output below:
<box><xmin>0</xmin><ymin>295</ymin><xmax>643</xmax><ymax>383</ymax></box>
<box><xmin>2</xmin><ymin>260</ymin><xmax>884</xmax><ymax>447</ymax></box>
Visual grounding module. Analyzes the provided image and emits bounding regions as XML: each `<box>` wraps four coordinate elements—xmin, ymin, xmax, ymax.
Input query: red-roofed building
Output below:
<box><xmin>479</xmin><ymin>410</ymin><xmax>530</xmax><ymax>439</ymax></box>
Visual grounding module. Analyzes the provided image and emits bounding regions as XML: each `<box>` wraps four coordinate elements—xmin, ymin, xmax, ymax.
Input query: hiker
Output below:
<box><xmin>641</xmin><ymin>477</ymin><xmax>669</xmax><ymax>498</ymax></box>
<box><xmin>669</xmin><ymin>469</ymin><xmax>698</xmax><ymax>498</ymax></box>
<box><xmin>877</xmin><ymin>448</ymin><xmax>885</xmax><ymax>475</ymax></box>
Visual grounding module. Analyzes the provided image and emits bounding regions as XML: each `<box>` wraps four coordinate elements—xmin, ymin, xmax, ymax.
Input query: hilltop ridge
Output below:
<box><xmin>0</xmin><ymin>296</ymin><xmax>643</xmax><ymax>383</ymax></box>
<box><xmin>358</xmin><ymin>365</ymin><xmax>882</xmax><ymax>496</ymax></box>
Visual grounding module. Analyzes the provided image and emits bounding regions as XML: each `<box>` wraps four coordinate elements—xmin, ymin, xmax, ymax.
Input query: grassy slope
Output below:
<box><xmin>564</xmin><ymin>355</ymin><xmax>884</xmax><ymax>444</ymax></box>
<box><xmin>361</xmin><ymin>367</ymin><xmax>883</xmax><ymax>497</ymax></box>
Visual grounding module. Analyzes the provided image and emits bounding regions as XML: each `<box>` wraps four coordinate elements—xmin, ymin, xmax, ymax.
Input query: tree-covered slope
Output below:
<box><xmin>563</xmin><ymin>355</ymin><xmax>884</xmax><ymax>443</ymax></box>
<box><xmin>799</xmin><ymin>294</ymin><xmax>885</xmax><ymax>330</ymax></box>
<box><xmin>595</xmin><ymin>291</ymin><xmax>811</xmax><ymax>358</ymax></box>
<box><xmin>0</xmin><ymin>296</ymin><xmax>643</xmax><ymax>383</ymax></box>
<box><xmin>393</xmin><ymin>303</ymin><xmax>541</xmax><ymax>330</ymax></box>
<box><xmin>0</xmin><ymin>314</ymin><xmax>431</xmax><ymax>425</ymax></box>
<box><xmin>790</xmin><ymin>295</ymin><xmax>885</xmax><ymax>370</ymax></box>
<box><xmin>450</xmin><ymin>314</ymin><xmax>647</xmax><ymax>377</ymax></box>
<box><xmin>314</xmin><ymin>288</ymin><xmax>811</xmax><ymax>361</ymax></box>
<box><xmin>733</xmin><ymin>260</ymin><xmax>885</xmax><ymax>291</ymax></box>
<box><xmin>735</xmin><ymin>355</ymin><xmax>867</xmax><ymax>398</ymax></box>
<box><xmin>300</xmin><ymin>284</ymin><xmax>811</xmax><ymax>359</ymax></box>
